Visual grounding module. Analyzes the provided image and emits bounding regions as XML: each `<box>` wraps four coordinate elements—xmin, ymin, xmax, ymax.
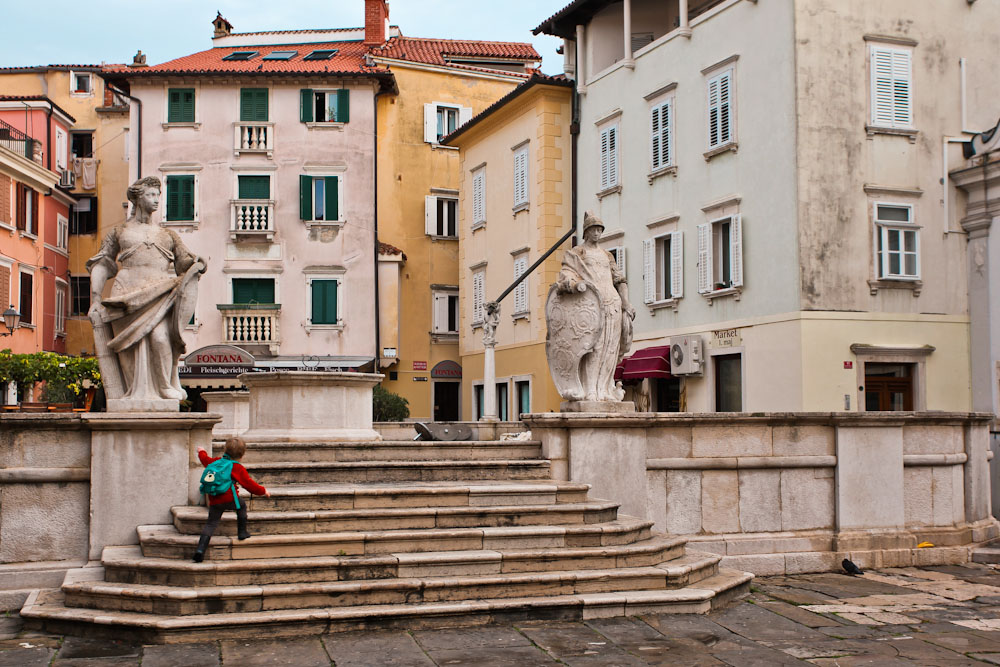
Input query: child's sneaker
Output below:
<box><xmin>237</xmin><ymin>531</ymin><xmax>252</xmax><ymax>541</ymax></box>
<box><xmin>192</xmin><ymin>551</ymin><xmax>205</xmax><ymax>563</ymax></box>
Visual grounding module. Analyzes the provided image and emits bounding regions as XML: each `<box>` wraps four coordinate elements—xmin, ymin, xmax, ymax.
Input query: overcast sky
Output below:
<box><xmin>0</xmin><ymin>0</ymin><xmax>569</xmax><ymax>74</ymax></box>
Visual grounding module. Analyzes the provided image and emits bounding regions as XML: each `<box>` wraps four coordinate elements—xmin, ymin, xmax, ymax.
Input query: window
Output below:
<box><xmin>474</xmin><ymin>384</ymin><xmax>485</xmax><ymax>420</ymax></box>
<box><xmin>70</xmin><ymin>276</ymin><xmax>90</xmax><ymax>315</ymax></box>
<box><xmin>864</xmin><ymin>363</ymin><xmax>913</xmax><ymax>411</ymax></box>
<box><xmin>18</xmin><ymin>271</ymin><xmax>32</xmax><ymax>325</ymax></box>
<box><xmin>71</xmin><ymin>132</ymin><xmax>93</xmax><ymax>158</ymax></box>
<box><xmin>303</xmin><ymin>49</ymin><xmax>338</xmax><ymax>60</ymax></box>
<box><xmin>55</xmin><ymin>128</ymin><xmax>67</xmax><ymax>171</ymax></box>
<box><xmin>513</xmin><ymin>255</ymin><xmax>528</xmax><ymax>316</ymax></box>
<box><xmin>599</xmin><ymin>125</ymin><xmax>619</xmax><ymax>190</ymax></box>
<box><xmin>57</xmin><ymin>215</ymin><xmax>68</xmax><ymax>251</ymax></box>
<box><xmin>432</xmin><ymin>290</ymin><xmax>459</xmax><ymax>334</ymax></box>
<box><xmin>237</xmin><ymin>175</ymin><xmax>270</xmax><ymax>200</ymax></box>
<box><xmin>222</xmin><ymin>51</ymin><xmax>258</xmax><ymax>61</ymax></box>
<box><xmin>309</xmin><ymin>278</ymin><xmax>340</xmax><ymax>325</ymax></box>
<box><xmin>707</xmin><ymin>69</ymin><xmax>733</xmax><ymax>148</ymax></box>
<box><xmin>423</xmin><ymin>103</ymin><xmax>471</xmax><ymax>144</ymax></box>
<box><xmin>16</xmin><ymin>185</ymin><xmax>38</xmax><ymax>236</ymax></box>
<box><xmin>608</xmin><ymin>246</ymin><xmax>626</xmax><ymax>279</ymax></box>
<box><xmin>425</xmin><ymin>196</ymin><xmax>457</xmax><ymax>237</ymax></box>
<box><xmin>513</xmin><ymin>145</ymin><xmax>529</xmax><ymax>208</ymax></box>
<box><xmin>239</xmin><ymin>88</ymin><xmax>268</xmax><ymax>122</ymax></box>
<box><xmin>165</xmin><ymin>175</ymin><xmax>195</xmax><ymax>221</ymax></box>
<box><xmin>650</xmin><ymin>98</ymin><xmax>673</xmax><ymax>171</ymax></box>
<box><xmin>71</xmin><ymin>72</ymin><xmax>91</xmax><ymax>95</ymax></box>
<box><xmin>300</xmin><ymin>89</ymin><xmax>349</xmax><ymax>123</ymax></box>
<box><xmin>472</xmin><ymin>167</ymin><xmax>486</xmax><ymax>226</ymax></box>
<box><xmin>167</xmin><ymin>88</ymin><xmax>195</xmax><ymax>123</ymax></box>
<box><xmin>0</xmin><ymin>264</ymin><xmax>10</xmax><ymax>310</ymax></box>
<box><xmin>71</xmin><ymin>197</ymin><xmax>97</xmax><ymax>234</ymax></box>
<box><xmin>643</xmin><ymin>231</ymin><xmax>683</xmax><ymax>303</ymax></box>
<box><xmin>232</xmin><ymin>278</ymin><xmax>275</xmax><ymax>305</ymax></box>
<box><xmin>54</xmin><ymin>284</ymin><xmax>67</xmax><ymax>335</ymax></box>
<box><xmin>870</xmin><ymin>45</ymin><xmax>912</xmax><ymax>129</ymax></box>
<box><xmin>496</xmin><ymin>383</ymin><xmax>509</xmax><ymax>421</ymax></box>
<box><xmin>515</xmin><ymin>379</ymin><xmax>530</xmax><ymax>418</ymax></box>
<box><xmin>874</xmin><ymin>203</ymin><xmax>919</xmax><ymax>279</ymax></box>
<box><xmin>697</xmin><ymin>215</ymin><xmax>743</xmax><ymax>293</ymax></box>
<box><xmin>263</xmin><ymin>50</ymin><xmax>298</xmax><ymax>61</ymax></box>
<box><xmin>472</xmin><ymin>270</ymin><xmax>485</xmax><ymax>325</ymax></box>
<box><xmin>714</xmin><ymin>353</ymin><xmax>742</xmax><ymax>412</ymax></box>
<box><xmin>299</xmin><ymin>175</ymin><xmax>340</xmax><ymax>222</ymax></box>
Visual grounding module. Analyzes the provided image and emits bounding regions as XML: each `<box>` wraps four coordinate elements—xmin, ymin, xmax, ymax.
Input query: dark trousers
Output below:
<box><xmin>198</xmin><ymin>501</ymin><xmax>248</xmax><ymax>544</ymax></box>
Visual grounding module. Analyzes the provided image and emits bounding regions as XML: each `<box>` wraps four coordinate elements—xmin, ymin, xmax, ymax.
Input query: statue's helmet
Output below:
<box><xmin>582</xmin><ymin>211</ymin><xmax>604</xmax><ymax>234</ymax></box>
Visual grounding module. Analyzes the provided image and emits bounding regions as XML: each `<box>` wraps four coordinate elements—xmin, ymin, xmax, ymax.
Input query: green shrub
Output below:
<box><xmin>373</xmin><ymin>385</ymin><xmax>409</xmax><ymax>422</ymax></box>
<box><xmin>0</xmin><ymin>350</ymin><xmax>101</xmax><ymax>404</ymax></box>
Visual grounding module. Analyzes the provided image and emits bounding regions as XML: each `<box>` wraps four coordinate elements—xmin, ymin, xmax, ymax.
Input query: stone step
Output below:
<box><xmin>64</xmin><ymin>560</ymin><xmax>720</xmax><ymax>615</ymax></box>
<box><xmin>138</xmin><ymin>518</ymin><xmax>655</xmax><ymax>561</ymax></box>
<box><xmin>104</xmin><ymin>537</ymin><xmax>702</xmax><ymax>586</ymax></box>
<box><xmin>971</xmin><ymin>545</ymin><xmax>1000</xmax><ymax>564</ymax></box>
<box><xmin>22</xmin><ymin>569</ymin><xmax>752</xmax><ymax>643</ymax></box>
<box><xmin>193</xmin><ymin>480</ymin><xmax>592</xmax><ymax>512</ymax></box>
<box><xmin>243</xmin><ymin>460</ymin><xmax>552</xmax><ymax>484</ymax></box>
<box><xmin>215</xmin><ymin>440</ymin><xmax>544</xmax><ymax>463</ymax></box>
<box><xmin>171</xmin><ymin>500</ymin><xmax>621</xmax><ymax>535</ymax></box>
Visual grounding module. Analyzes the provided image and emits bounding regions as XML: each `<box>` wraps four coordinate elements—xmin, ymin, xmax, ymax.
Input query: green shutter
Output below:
<box><xmin>335</xmin><ymin>89</ymin><xmax>350</xmax><ymax>123</ymax></box>
<box><xmin>300</xmin><ymin>89</ymin><xmax>314</xmax><ymax>122</ymax></box>
<box><xmin>324</xmin><ymin>176</ymin><xmax>338</xmax><ymax>221</ymax></box>
<box><xmin>311</xmin><ymin>280</ymin><xmax>338</xmax><ymax>324</ymax></box>
<box><xmin>240</xmin><ymin>88</ymin><xmax>268</xmax><ymax>122</ymax></box>
<box><xmin>238</xmin><ymin>175</ymin><xmax>270</xmax><ymax>200</ymax></box>
<box><xmin>168</xmin><ymin>88</ymin><xmax>195</xmax><ymax>122</ymax></box>
<box><xmin>166</xmin><ymin>175</ymin><xmax>194</xmax><ymax>221</ymax></box>
<box><xmin>299</xmin><ymin>175</ymin><xmax>312</xmax><ymax>220</ymax></box>
<box><xmin>233</xmin><ymin>278</ymin><xmax>275</xmax><ymax>304</ymax></box>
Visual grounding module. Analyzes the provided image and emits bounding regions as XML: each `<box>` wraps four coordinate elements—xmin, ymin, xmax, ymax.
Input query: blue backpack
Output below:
<box><xmin>199</xmin><ymin>454</ymin><xmax>241</xmax><ymax>509</ymax></box>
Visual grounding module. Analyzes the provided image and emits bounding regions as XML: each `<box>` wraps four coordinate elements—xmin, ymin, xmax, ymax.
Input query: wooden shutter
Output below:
<box><xmin>729</xmin><ymin>214</ymin><xmax>743</xmax><ymax>287</ymax></box>
<box><xmin>299</xmin><ymin>175</ymin><xmax>312</xmax><ymax>220</ymax></box>
<box><xmin>233</xmin><ymin>278</ymin><xmax>275</xmax><ymax>304</ymax></box>
<box><xmin>300</xmin><ymin>89</ymin><xmax>314</xmax><ymax>122</ymax></box>
<box><xmin>324</xmin><ymin>176</ymin><xmax>338</xmax><ymax>221</ymax></box>
<box><xmin>238</xmin><ymin>175</ymin><xmax>269</xmax><ymax>200</ymax></box>
<box><xmin>613</xmin><ymin>245</ymin><xmax>626</xmax><ymax>278</ymax></box>
<box><xmin>697</xmin><ymin>223</ymin><xmax>712</xmax><ymax>293</ymax></box>
<box><xmin>642</xmin><ymin>239</ymin><xmax>654</xmax><ymax>303</ymax></box>
<box><xmin>0</xmin><ymin>266</ymin><xmax>9</xmax><ymax>310</ymax></box>
<box><xmin>473</xmin><ymin>272</ymin><xmax>484</xmax><ymax>323</ymax></box>
<box><xmin>718</xmin><ymin>72</ymin><xmax>731</xmax><ymax>144</ymax></box>
<box><xmin>424</xmin><ymin>104</ymin><xmax>438</xmax><ymax>143</ymax></box>
<box><xmin>56</xmin><ymin>129</ymin><xmax>67</xmax><ymax>170</ymax></box>
<box><xmin>871</xmin><ymin>46</ymin><xmax>911</xmax><ymax>128</ymax></box>
<box><xmin>178</xmin><ymin>176</ymin><xmax>194</xmax><ymax>220</ymax></box>
<box><xmin>240</xmin><ymin>88</ymin><xmax>268</xmax><ymax>122</ymax></box>
<box><xmin>169</xmin><ymin>89</ymin><xmax>195</xmax><ymax>123</ymax></box>
<box><xmin>661</xmin><ymin>100</ymin><xmax>672</xmax><ymax>167</ymax></box>
<box><xmin>165</xmin><ymin>176</ymin><xmax>180</xmax><ymax>220</ymax></box>
<box><xmin>311</xmin><ymin>280</ymin><xmax>338</xmax><ymax>324</ymax></box>
<box><xmin>15</xmin><ymin>186</ymin><xmax>25</xmax><ymax>231</ymax></box>
<box><xmin>432</xmin><ymin>293</ymin><xmax>449</xmax><ymax>333</ymax></box>
<box><xmin>514</xmin><ymin>147</ymin><xmax>528</xmax><ymax>206</ymax></box>
<box><xmin>473</xmin><ymin>169</ymin><xmax>485</xmax><ymax>223</ymax></box>
<box><xmin>600</xmin><ymin>128</ymin><xmax>610</xmax><ymax>190</ymax></box>
<box><xmin>30</xmin><ymin>191</ymin><xmax>38</xmax><ymax>234</ymax></box>
<box><xmin>708</xmin><ymin>75</ymin><xmax>721</xmax><ymax>147</ymax></box>
<box><xmin>670</xmin><ymin>231</ymin><xmax>684</xmax><ymax>299</ymax></box>
<box><xmin>335</xmin><ymin>89</ymin><xmax>350</xmax><ymax>123</ymax></box>
<box><xmin>514</xmin><ymin>257</ymin><xmax>527</xmax><ymax>314</ymax></box>
<box><xmin>425</xmin><ymin>196</ymin><xmax>437</xmax><ymax>235</ymax></box>
<box><xmin>600</xmin><ymin>126</ymin><xmax>618</xmax><ymax>189</ymax></box>
<box><xmin>167</xmin><ymin>89</ymin><xmax>181</xmax><ymax>122</ymax></box>
<box><xmin>19</xmin><ymin>272</ymin><xmax>31</xmax><ymax>324</ymax></box>
<box><xmin>650</xmin><ymin>104</ymin><xmax>662</xmax><ymax>171</ymax></box>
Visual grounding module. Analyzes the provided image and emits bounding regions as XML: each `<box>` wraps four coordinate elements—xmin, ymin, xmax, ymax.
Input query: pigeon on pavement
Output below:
<box><xmin>842</xmin><ymin>558</ymin><xmax>864</xmax><ymax>575</ymax></box>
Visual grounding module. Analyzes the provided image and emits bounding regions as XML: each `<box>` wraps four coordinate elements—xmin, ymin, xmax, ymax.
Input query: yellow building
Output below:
<box><xmin>0</xmin><ymin>65</ymin><xmax>131</xmax><ymax>357</ymax></box>
<box><xmin>371</xmin><ymin>37</ymin><xmax>540</xmax><ymax>420</ymax></box>
<box><xmin>444</xmin><ymin>75</ymin><xmax>574</xmax><ymax>420</ymax></box>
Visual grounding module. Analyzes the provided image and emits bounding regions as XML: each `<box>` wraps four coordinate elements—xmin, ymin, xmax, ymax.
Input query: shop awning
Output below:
<box><xmin>617</xmin><ymin>345</ymin><xmax>672</xmax><ymax>380</ymax></box>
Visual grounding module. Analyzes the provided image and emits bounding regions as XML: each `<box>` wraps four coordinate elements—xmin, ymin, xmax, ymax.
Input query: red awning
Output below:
<box><xmin>620</xmin><ymin>345</ymin><xmax>672</xmax><ymax>380</ymax></box>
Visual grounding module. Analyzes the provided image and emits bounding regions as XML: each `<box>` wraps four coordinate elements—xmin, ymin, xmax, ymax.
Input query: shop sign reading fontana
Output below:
<box><xmin>431</xmin><ymin>360</ymin><xmax>462</xmax><ymax>379</ymax></box>
<box><xmin>180</xmin><ymin>345</ymin><xmax>255</xmax><ymax>377</ymax></box>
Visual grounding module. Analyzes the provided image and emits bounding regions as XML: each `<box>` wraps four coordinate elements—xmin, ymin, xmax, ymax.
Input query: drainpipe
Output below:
<box><xmin>109</xmin><ymin>84</ymin><xmax>141</xmax><ymax>178</ymax></box>
<box><xmin>572</xmin><ymin>31</ymin><xmax>581</xmax><ymax>243</ymax></box>
<box><xmin>373</xmin><ymin>82</ymin><xmax>386</xmax><ymax>373</ymax></box>
<box><xmin>45</xmin><ymin>103</ymin><xmax>52</xmax><ymax>171</ymax></box>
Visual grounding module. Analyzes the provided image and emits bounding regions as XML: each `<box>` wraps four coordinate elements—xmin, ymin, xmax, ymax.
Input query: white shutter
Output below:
<box><xmin>670</xmin><ymin>231</ymin><xmax>683</xmax><ymax>299</ymax></box>
<box><xmin>871</xmin><ymin>46</ymin><xmax>912</xmax><ymax>128</ymax></box>
<box><xmin>473</xmin><ymin>272</ymin><xmax>484</xmax><ymax>323</ymax></box>
<box><xmin>473</xmin><ymin>170</ymin><xmax>485</xmax><ymax>224</ymax></box>
<box><xmin>642</xmin><ymin>239</ymin><xmax>654</xmax><ymax>304</ymax></box>
<box><xmin>55</xmin><ymin>129</ymin><xmax>67</xmax><ymax>170</ymax></box>
<box><xmin>708</xmin><ymin>76</ymin><xmax>720</xmax><ymax>147</ymax></box>
<box><xmin>513</xmin><ymin>147</ymin><xmax>528</xmax><ymax>206</ymax></box>
<box><xmin>613</xmin><ymin>246</ymin><xmax>626</xmax><ymax>278</ymax></box>
<box><xmin>662</xmin><ymin>100</ymin><xmax>672</xmax><ymax>167</ymax></box>
<box><xmin>432</xmin><ymin>293</ymin><xmax>448</xmax><ymax>332</ymax></box>
<box><xmin>513</xmin><ymin>257</ymin><xmax>528</xmax><ymax>314</ymax></box>
<box><xmin>650</xmin><ymin>105</ymin><xmax>661</xmax><ymax>171</ymax></box>
<box><xmin>600</xmin><ymin>128</ymin><xmax>610</xmax><ymax>190</ymax></box>
<box><xmin>650</xmin><ymin>101</ymin><xmax>671</xmax><ymax>170</ymax></box>
<box><xmin>423</xmin><ymin>103</ymin><xmax>438</xmax><ymax>143</ymax></box>
<box><xmin>729</xmin><ymin>214</ymin><xmax>743</xmax><ymax>288</ymax></box>
<box><xmin>891</xmin><ymin>50</ymin><xmax>912</xmax><ymax>127</ymax></box>
<box><xmin>607</xmin><ymin>126</ymin><xmax>618</xmax><ymax>187</ymax></box>
<box><xmin>718</xmin><ymin>71</ymin><xmax>731</xmax><ymax>145</ymax></box>
<box><xmin>459</xmin><ymin>106</ymin><xmax>473</xmax><ymax>127</ymax></box>
<box><xmin>697</xmin><ymin>223</ymin><xmax>712</xmax><ymax>294</ymax></box>
<box><xmin>425</xmin><ymin>195</ymin><xmax>437</xmax><ymax>235</ymax></box>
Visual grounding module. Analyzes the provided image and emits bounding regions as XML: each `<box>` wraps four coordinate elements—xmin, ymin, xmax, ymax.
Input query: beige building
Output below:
<box><xmin>445</xmin><ymin>75</ymin><xmax>574</xmax><ymax>420</ymax></box>
<box><xmin>535</xmin><ymin>0</ymin><xmax>1000</xmax><ymax>413</ymax></box>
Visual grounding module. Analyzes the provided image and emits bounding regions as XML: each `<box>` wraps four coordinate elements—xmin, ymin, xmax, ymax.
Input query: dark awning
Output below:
<box><xmin>618</xmin><ymin>345</ymin><xmax>672</xmax><ymax>381</ymax></box>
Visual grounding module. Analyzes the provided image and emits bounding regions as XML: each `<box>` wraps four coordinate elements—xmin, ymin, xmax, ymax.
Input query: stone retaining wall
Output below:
<box><xmin>524</xmin><ymin>412</ymin><xmax>999</xmax><ymax>575</ymax></box>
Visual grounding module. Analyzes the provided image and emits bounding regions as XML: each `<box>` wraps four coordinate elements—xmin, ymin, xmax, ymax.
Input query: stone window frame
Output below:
<box><xmin>850</xmin><ymin>343</ymin><xmax>933</xmax><ymax>412</ymax></box>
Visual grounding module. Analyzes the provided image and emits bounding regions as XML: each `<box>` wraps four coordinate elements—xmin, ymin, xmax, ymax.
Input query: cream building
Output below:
<box><xmin>535</xmin><ymin>0</ymin><xmax>1000</xmax><ymax>413</ymax></box>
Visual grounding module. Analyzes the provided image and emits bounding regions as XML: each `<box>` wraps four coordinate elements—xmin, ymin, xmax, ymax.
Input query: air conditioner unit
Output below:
<box><xmin>59</xmin><ymin>169</ymin><xmax>75</xmax><ymax>188</ymax></box>
<box><xmin>670</xmin><ymin>335</ymin><xmax>703</xmax><ymax>375</ymax></box>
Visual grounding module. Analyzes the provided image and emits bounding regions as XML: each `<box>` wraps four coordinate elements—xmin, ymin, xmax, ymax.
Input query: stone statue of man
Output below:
<box><xmin>87</xmin><ymin>176</ymin><xmax>206</xmax><ymax>410</ymax></box>
<box><xmin>545</xmin><ymin>211</ymin><xmax>635</xmax><ymax>405</ymax></box>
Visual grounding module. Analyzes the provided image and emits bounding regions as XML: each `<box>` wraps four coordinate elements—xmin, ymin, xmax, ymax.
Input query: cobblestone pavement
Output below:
<box><xmin>4</xmin><ymin>564</ymin><xmax>1000</xmax><ymax>665</ymax></box>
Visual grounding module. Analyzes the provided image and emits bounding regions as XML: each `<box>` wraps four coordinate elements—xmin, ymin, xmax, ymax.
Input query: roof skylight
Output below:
<box><xmin>222</xmin><ymin>51</ymin><xmax>258</xmax><ymax>61</ymax></box>
<box><xmin>263</xmin><ymin>51</ymin><xmax>298</xmax><ymax>61</ymax></box>
<box><xmin>303</xmin><ymin>49</ymin><xmax>339</xmax><ymax>61</ymax></box>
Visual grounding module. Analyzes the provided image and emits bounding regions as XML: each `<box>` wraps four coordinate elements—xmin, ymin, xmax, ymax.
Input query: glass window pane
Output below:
<box><xmin>877</xmin><ymin>205</ymin><xmax>910</xmax><ymax>222</ymax></box>
<box><xmin>889</xmin><ymin>253</ymin><xmax>901</xmax><ymax>274</ymax></box>
<box><xmin>904</xmin><ymin>254</ymin><xmax>916</xmax><ymax>275</ymax></box>
<box><xmin>903</xmin><ymin>230</ymin><xmax>916</xmax><ymax>252</ymax></box>
<box><xmin>314</xmin><ymin>179</ymin><xmax>325</xmax><ymax>220</ymax></box>
<box><xmin>888</xmin><ymin>229</ymin><xmax>900</xmax><ymax>251</ymax></box>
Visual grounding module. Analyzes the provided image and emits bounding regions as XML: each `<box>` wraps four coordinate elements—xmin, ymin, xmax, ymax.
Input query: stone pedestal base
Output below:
<box><xmin>106</xmin><ymin>398</ymin><xmax>179</xmax><ymax>412</ymax></box>
<box><xmin>84</xmin><ymin>413</ymin><xmax>219</xmax><ymax>560</ymax></box>
<box><xmin>240</xmin><ymin>372</ymin><xmax>383</xmax><ymax>443</ymax></box>
<box><xmin>560</xmin><ymin>400</ymin><xmax>635</xmax><ymax>413</ymax></box>
<box><xmin>202</xmin><ymin>391</ymin><xmax>250</xmax><ymax>440</ymax></box>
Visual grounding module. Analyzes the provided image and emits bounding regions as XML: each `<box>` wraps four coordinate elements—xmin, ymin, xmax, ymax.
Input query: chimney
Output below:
<box><xmin>364</xmin><ymin>0</ymin><xmax>389</xmax><ymax>46</ymax></box>
<box><xmin>213</xmin><ymin>12</ymin><xmax>233</xmax><ymax>39</ymax></box>
<box><xmin>128</xmin><ymin>50</ymin><xmax>148</xmax><ymax>68</ymax></box>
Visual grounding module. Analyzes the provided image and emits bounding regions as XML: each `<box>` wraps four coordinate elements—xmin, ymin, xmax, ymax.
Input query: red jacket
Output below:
<box><xmin>198</xmin><ymin>450</ymin><xmax>267</xmax><ymax>506</ymax></box>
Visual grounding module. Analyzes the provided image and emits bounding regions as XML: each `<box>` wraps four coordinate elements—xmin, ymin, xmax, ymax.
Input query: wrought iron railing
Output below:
<box><xmin>0</xmin><ymin>119</ymin><xmax>37</xmax><ymax>160</ymax></box>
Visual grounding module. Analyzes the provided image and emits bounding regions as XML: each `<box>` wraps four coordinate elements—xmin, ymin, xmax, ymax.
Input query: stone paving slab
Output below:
<box><xmin>5</xmin><ymin>565</ymin><xmax>1000</xmax><ymax>664</ymax></box>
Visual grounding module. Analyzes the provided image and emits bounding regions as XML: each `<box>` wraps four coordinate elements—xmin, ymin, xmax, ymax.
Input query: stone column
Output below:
<box><xmin>622</xmin><ymin>0</ymin><xmax>634</xmax><ymax>67</ymax></box>
<box><xmin>482</xmin><ymin>343</ymin><xmax>498</xmax><ymax>422</ymax></box>
<box><xmin>85</xmin><ymin>413</ymin><xmax>220</xmax><ymax>560</ymax></box>
<box><xmin>576</xmin><ymin>24</ymin><xmax>587</xmax><ymax>91</ymax></box>
<box><xmin>679</xmin><ymin>0</ymin><xmax>691</xmax><ymax>36</ymax></box>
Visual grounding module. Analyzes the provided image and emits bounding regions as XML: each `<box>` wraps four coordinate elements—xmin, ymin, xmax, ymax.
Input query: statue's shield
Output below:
<box><xmin>545</xmin><ymin>281</ymin><xmax>601</xmax><ymax>401</ymax></box>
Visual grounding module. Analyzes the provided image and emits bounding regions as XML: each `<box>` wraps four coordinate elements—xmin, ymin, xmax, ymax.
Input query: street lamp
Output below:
<box><xmin>1</xmin><ymin>305</ymin><xmax>21</xmax><ymax>337</ymax></box>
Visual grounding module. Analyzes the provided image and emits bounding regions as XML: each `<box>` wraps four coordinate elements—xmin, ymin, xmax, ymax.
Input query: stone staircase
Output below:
<box><xmin>21</xmin><ymin>438</ymin><xmax>751</xmax><ymax>643</ymax></box>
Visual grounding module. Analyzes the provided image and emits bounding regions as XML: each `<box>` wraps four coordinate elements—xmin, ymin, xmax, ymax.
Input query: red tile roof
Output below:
<box><xmin>373</xmin><ymin>37</ymin><xmax>540</xmax><ymax>68</ymax></box>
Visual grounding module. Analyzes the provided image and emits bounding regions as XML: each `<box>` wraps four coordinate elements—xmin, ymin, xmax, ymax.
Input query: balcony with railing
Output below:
<box><xmin>231</xmin><ymin>199</ymin><xmax>275</xmax><ymax>242</ymax></box>
<box><xmin>0</xmin><ymin>119</ymin><xmax>38</xmax><ymax>162</ymax></box>
<box><xmin>218</xmin><ymin>303</ymin><xmax>280</xmax><ymax>355</ymax></box>
<box><xmin>234</xmin><ymin>122</ymin><xmax>274</xmax><ymax>157</ymax></box>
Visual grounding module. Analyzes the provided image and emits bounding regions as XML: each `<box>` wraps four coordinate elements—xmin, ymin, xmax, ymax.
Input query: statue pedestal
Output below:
<box><xmin>202</xmin><ymin>391</ymin><xmax>250</xmax><ymax>440</ymax></box>
<box><xmin>240</xmin><ymin>372</ymin><xmax>383</xmax><ymax>443</ymax></box>
<box><xmin>560</xmin><ymin>400</ymin><xmax>635</xmax><ymax>413</ymax></box>
<box><xmin>84</xmin><ymin>412</ymin><xmax>220</xmax><ymax>560</ymax></box>
<box><xmin>106</xmin><ymin>398</ymin><xmax>179</xmax><ymax>412</ymax></box>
